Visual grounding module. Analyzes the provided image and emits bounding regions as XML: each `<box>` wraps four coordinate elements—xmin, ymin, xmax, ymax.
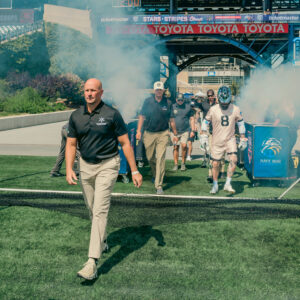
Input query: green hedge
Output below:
<box><xmin>2</xmin><ymin>87</ymin><xmax>65</xmax><ymax>114</ymax></box>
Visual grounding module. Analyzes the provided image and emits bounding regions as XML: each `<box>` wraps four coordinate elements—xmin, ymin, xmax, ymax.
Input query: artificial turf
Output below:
<box><xmin>0</xmin><ymin>155</ymin><xmax>299</xmax><ymax>199</ymax></box>
<box><xmin>0</xmin><ymin>155</ymin><xmax>299</xmax><ymax>299</ymax></box>
<box><xmin>0</xmin><ymin>204</ymin><xmax>299</xmax><ymax>299</ymax></box>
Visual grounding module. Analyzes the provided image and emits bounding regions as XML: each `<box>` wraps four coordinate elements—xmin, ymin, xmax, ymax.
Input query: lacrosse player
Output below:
<box><xmin>200</xmin><ymin>86</ymin><xmax>247</xmax><ymax>194</ymax></box>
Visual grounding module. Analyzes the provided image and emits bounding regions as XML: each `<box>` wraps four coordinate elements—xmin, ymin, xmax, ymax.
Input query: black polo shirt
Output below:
<box><xmin>198</xmin><ymin>100</ymin><xmax>215</xmax><ymax>134</ymax></box>
<box><xmin>140</xmin><ymin>96</ymin><xmax>174</xmax><ymax>132</ymax></box>
<box><xmin>198</xmin><ymin>99</ymin><xmax>215</xmax><ymax>119</ymax></box>
<box><xmin>171</xmin><ymin>102</ymin><xmax>194</xmax><ymax>134</ymax></box>
<box><xmin>68</xmin><ymin>101</ymin><xmax>128</xmax><ymax>163</ymax></box>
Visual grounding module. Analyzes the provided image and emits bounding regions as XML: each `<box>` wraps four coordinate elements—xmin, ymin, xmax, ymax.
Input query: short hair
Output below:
<box><xmin>207</xmin><ymin>89</ymin><xmax>215</xmax><ymax>96</ymax></box>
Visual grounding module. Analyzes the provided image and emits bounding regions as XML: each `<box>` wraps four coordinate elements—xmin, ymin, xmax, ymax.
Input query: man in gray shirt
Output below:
<box><xmin>170</xmin><ymin>93</ymin><xmax>196</xmax><ymax>171</ymax></box>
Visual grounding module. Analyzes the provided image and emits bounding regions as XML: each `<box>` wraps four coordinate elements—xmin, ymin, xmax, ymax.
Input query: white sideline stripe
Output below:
<box><xmin>0</xmin><ymin>188</ymin><xmax>82</xmax><ymax>195</ymax></box>
<box><xmin>0</xmin><ymin>187</ymin><xmax>274</xmax><ymax>201</ymax></box>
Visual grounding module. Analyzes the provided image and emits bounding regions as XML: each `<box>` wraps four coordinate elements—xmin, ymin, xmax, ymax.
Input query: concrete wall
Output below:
<box><xmin>0</xmin><ymin>110</ymin><xmax>74</xmax><ymax>131</ymax></box>
<box><xmin>43</xmin><ymin>4</ymin><xmax>92</xmax><ymax>38</ymax></box>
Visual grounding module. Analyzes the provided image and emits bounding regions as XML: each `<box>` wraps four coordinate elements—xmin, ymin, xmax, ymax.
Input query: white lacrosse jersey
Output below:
<box><xmin>205</xmin><ymin>104</ymin><xmax>243</xmax><ymax>146</ymax></box>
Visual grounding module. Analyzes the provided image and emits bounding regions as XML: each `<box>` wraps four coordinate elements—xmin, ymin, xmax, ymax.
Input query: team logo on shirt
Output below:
<box><xmin>96</xmin><ymin>117</ymin><xmax>107</xmax><ymax>126</ymax></box>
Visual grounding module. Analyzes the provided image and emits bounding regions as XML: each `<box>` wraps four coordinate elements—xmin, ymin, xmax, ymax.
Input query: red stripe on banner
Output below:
<box><xmin>106</xmin><ymin>23</ymin><xmax>289</xmax><ymax>35</ymax></box>
<box><xmin>215</xmin><ymin>16</ymin><xmax>242</xmax><ymax>19</ymax></box>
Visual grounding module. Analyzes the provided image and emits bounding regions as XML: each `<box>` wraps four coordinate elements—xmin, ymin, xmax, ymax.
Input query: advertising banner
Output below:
<box><xmin>100</xmin><ymin>13</ymin><xmax>300</xmax><ymax>25</ymax></box>
<box><xmin>106</xmin><ymin>23</ymin><xmax>288</xmax><ymax>35</ymax></box>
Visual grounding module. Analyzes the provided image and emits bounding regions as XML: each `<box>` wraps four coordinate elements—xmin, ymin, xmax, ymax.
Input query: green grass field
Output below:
<box><xmin>0</xmin><ymin>155</ymin><xmax>299</xmax><ymax>199</ymax></box>
<box><xmin>0</xmin><ymin>155</ymin><xmax>299</xmax><ymax>299</ymax></box>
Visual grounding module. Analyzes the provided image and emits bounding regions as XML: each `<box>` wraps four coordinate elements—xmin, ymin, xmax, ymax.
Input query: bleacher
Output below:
<box><xmin>115</xmin><ymin>0</ymin><xmax>300</xmax><ymax>14</ymax></box>
<box><xmin>0</xmin><ymin>20</ymin><xmax>43</xmax><ymax>43</ymax></box>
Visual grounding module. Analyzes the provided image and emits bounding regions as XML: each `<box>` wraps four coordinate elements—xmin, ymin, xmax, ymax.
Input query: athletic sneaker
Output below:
<box><xmin>77</xmin><ymin>261</ymin><xmax>97</xmax><ymax>280</ymax></box>
<box><xmin>224</xmin><ymin>183</ymin><xmax>235</xmax><ymax>194</ymax></box>
<box><xmin>186</xmin><ymin>156</ymin><xmax>192</xmax><ymax>161</ymax></box>
<box><xmin>156</xmin><ymin>188</ymin><xmax>164</xmax><ymax>195</ymax></box>
<box><xmin>172</xmin><ymin>165</ymin><xmax>178</xmax><ymax>171</ymax></box>
<box><xmin>210</xmin><ymin>185</ymin><xmax>219</xmax><ymax>194</ymax></box>
<box><xmin>180</xmin><ymin>164</ymin><xmax>186</xmax><ymax>171</ymax></box>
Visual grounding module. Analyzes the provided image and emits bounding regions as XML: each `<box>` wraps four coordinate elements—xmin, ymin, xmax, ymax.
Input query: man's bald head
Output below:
<box><xmin>84</xmin><ymin>78</ymin><xmax>103</xmax><ymax>111</ymax></box>
<box><xmin>84</xmin><ymin>78</ymin><xmax>102</xmax><ymax>91</ymax></box>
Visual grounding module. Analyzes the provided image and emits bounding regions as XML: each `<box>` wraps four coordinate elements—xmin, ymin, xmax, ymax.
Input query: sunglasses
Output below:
<box><xmin>207</xmin><ymin>95</ymin><xmax>214</xmax><ymax>97</ymax></box>
<box><xmin>177</xmin><ymin>98</ymin><xmax>184</xmax><ymax>101</ymax></box>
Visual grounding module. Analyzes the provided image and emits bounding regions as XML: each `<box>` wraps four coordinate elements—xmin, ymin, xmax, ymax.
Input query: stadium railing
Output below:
<box><xmin>0</xmin><ymin>20</ymin><xmax>43</xmax><ymax>43</ymax></box>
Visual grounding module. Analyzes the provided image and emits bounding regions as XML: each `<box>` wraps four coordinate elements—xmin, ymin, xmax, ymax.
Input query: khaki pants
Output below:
<box><xmin>170</xmin><ymin>131</ymin><xmax>189</xmax><ymax>146</ymax></box>
<box><xmin>79</xmin><ymin>155</ymin><xmax>120</xmax><ymax>259</ymax></box>
<box><xmin>143</xmin><ymin>130</ymin><xmax>169</xmax><ymax>190</ymax></box>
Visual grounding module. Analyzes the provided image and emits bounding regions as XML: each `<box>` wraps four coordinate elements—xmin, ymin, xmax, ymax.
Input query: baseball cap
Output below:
<box><xmin>176</xmin><ymin>93</ymin><xmax>184</xmax><ymax>100</ymax></box>
<box><xmin>153</xmin><ymin>81</ymin><xmax>164</xmax><ymax>90</ymax></box>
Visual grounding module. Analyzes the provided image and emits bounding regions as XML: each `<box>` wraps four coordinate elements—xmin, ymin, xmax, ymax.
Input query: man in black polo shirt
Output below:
<box><xmin>136</xmin><ymin>81</ymin><xmax>178</xmax><ymax>195</ymax></box>
<box><xmin>66</xmin><ymin>78</ymin><xmax>142</xmax><ymax>280</ymax></box>
<box><xmin>170</xmin><ymin>93</ymin><xmax>196</xmax><ymax>171</ymax></box>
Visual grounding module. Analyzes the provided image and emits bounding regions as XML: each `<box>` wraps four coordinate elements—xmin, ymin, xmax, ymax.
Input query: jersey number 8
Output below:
<box><xmin>221</xmin><ymin>115</ymin><xmax>229</xmax><ymax>126</ymax></box>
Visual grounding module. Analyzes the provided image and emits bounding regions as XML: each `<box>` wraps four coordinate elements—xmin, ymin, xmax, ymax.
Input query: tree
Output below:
<box><xmin>45</xmin><ymin>22</ymin><xmax>96</xmax><ymax>80</ymax></box>
<box><xmin>0</xmin><ymin>32</ymin><xmax>50</xmax><ymax>78</ymax></box>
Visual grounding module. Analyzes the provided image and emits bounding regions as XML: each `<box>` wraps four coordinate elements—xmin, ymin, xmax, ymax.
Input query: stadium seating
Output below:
<box><xmin>0</xmin><ymin>21</ymin><xmax>43</xmax><ymax>43</ymax></box>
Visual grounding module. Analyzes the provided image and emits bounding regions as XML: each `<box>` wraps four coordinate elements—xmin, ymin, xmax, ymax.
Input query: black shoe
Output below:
<box><xmin>201</xmin><ymin>160</ymin><xmax>207</xmax><ymax>168</ymax></box>
<box><xmin>219</xmin><ymin>172</ymin><xmax>226</xmax><ymax>179</ymax></box>
<box><xmin>206</xmin><ymin>176</ymin><xmax>213</xmax><ymax>183</ymax></box>
<box><xmin>50</xmin><ymin>172</ymin><xmax>64</xmax><ymax>177</ymax></box>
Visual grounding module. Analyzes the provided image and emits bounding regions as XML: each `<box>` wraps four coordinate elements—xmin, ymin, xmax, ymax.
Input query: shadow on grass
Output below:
<box><xmin>0</xmin><ymin>192</ymin><xmax>299</xmax><ymax>228</ymax></box>
<box><xmin>0</xmin><ymin>171</ymin><xmax>50</xmax><ymax>183</ymax></box>
<box><xmin>81</xmin><ymin>225</ymin><xmax>165</xmax><ymax>286</ymax></box>
<box><xmin>182</xmin><ymin>163</ymin><xmax>202</xmax><ymax>170</ymax></box>
<box><xmin>229</xmin><ymin>180</ymin><xmax>249</xmax><ymax>196</ymax></box>
<box><xmin>163</xmin><ymin>175</ymin><xmax>192</xmax><ymax>190</ymax></box>
<box><xmin>232</xmin><ymin>171</ymin><xmax>244</xmax><ymax>179</ymax></box>
<box><xmin>189</xmin><ymin>155</ymin><xmax>204</xmax><ymax>160</ymax></box>
<box><xmin>0</xmin><ymin>206</ymin><xmax>10</xmax><ymax>211</ymax></box>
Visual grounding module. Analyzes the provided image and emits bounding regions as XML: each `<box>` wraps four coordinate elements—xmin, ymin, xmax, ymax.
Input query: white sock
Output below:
<box><xmin>213</xmin><ymin>180</ymin><xmax>218</xmax><ymax>187</ymax></box>
<box><xmin>225</xmin><ymin>177</ymin><xmax>232</xmax><ymax>185</ymax></box>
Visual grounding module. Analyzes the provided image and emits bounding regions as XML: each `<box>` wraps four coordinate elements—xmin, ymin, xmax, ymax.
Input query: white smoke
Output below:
<box><xmin>239</xmin><ymin>64</ymin><xmax>300</xmax><ymax>123</ymax></box>
<box><xmin>50</xmin><ymin>1</ymin><xmax>164</xmax><ymax>121</ymax></box>
<box><xmin>95</xmin><ymin>36</ymin><xmax>158</xmax><ymax>121</ymax></box>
